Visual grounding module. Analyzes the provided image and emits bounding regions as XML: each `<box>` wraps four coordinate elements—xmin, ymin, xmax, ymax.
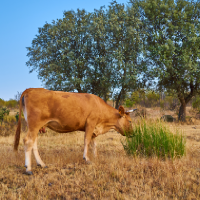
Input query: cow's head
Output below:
<box><xmin>116</xmin><ymin>105</ymin><xmax>136</xmax><ymax>136</ymax></box>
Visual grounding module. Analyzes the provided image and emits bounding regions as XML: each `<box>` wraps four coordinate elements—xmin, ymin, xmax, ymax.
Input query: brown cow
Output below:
<box><xmin>14</xmin><ymin>88</ymin><xmax>135</xmax><ymax>175</ymax></box>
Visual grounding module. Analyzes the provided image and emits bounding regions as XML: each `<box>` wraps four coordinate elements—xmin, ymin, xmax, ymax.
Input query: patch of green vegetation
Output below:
<box><xmin>192</xmin><ymin>96</ymin><xmax>200</xmax><ymax>112</ymax></box>
<box><xmin>0</xmin><ymin>107</ymin><xmax>10</xmax><ymax>125</ymax></box>
<box><xmin>122</xmin><ymin>120</ymin><xmax>186</xmax><ymax>159</ymax></box>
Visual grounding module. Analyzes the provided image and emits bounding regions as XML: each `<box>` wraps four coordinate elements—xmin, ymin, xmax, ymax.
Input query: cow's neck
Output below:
<box><xmin>93</xmin><ymin>110</ymin><xmax>120</xmax><ymax>136</ymax></box>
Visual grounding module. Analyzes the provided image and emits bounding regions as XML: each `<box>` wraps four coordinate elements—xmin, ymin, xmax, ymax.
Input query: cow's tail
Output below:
<box><xmin>14</xmin><ymin>89</ymin><xmax>31</xmax><ymax>151</ymax></box>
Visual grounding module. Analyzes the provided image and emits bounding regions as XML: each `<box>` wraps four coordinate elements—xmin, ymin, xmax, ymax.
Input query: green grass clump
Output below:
<box><xmin>122</xmin><ymin>120</ymin><xmax>186</xmax><ymax>159</ymax></box>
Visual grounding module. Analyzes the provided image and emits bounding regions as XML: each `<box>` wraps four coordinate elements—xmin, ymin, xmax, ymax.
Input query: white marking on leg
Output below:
<box><xmin>24</xmin><ymin>138</ymin><xmax>34</xmax><ymax>172</ymax></box>
<box><xmin>32</xmin><ymin>138</ymin><xmax>46</xmax><ymax>167</ymax></box>
<box><xmin>83</xmin><ymin>143</ymin><xmax>88</xmax><ymax>161</ymax></box>
<box><xmin>25</xmin><ymin>150</ymin><xmax>32</xmax><ymax>172</ymax></box>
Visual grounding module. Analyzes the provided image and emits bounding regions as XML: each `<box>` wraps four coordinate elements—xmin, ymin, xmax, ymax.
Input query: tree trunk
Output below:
<box><xmin>178</xmin><ymin>102</ymin><xmax>187</xmax><ymax>122</ymax></box>
<box><xmin>103</xmin><ymin>92</ymin><xmax>107</xmax><ymax>103</ymax></box>
<box><xmin>115</xmin><ymin>91</ymin><xmax>122</xmax><ymax>109</ymax></box>
<box><xmin>177</xmin><ymin>81</ymin><xmax>197</xmax><ymax>122</ymax></box>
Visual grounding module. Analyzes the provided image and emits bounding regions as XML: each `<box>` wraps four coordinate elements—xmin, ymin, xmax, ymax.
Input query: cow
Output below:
<box><xmin>14</xmin><ymin>88</ymin><xmax>136</xmax><ymax>175</ymax></box>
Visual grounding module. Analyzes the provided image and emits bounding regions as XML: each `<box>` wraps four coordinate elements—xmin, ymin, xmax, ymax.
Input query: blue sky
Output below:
<box><xmin>0</xmin><ymin>0</ymin><xmax>128</xmax><ymax>100</ymax></box>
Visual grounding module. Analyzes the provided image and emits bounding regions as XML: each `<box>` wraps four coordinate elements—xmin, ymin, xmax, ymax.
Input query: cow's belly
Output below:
<box><xmin>46</xmin><ymin>121</ymin><xmax>85</xmax><ymax>133</ymax></box>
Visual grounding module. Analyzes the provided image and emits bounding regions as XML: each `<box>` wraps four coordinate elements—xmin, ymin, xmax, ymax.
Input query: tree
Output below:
<box><xmin>140</xmin><ymin>0</ymin><xmax>200</xmax><ymax>121</ymax></box>
<box><xmin>26</xmin><ymin>9</ymin><xmax>93</xmax><ymax>93</ymax></box>
<box><xmin>107</xmin><ymin>1</ymin><xmax>143</xmax><ymax>108</ymax></box>
<box><xmin>26</xmin><ymin>2</ymin><xmax>144</xmax><ymax>106</ymax></box>
<box><xmin>88</xmin><ymin>7</ymin><xmax>113</xmax><ymax>102</ymax></box>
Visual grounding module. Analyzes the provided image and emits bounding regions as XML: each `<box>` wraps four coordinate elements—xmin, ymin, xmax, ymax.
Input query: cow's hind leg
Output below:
<box><xmin>32</xmin><ymin>137</ymin><xmax>46</xmax><ymax>168</ymax></box>
<box><xmin>23</xmin><ymin>129</ymin><xmax>38</xmax><ymax>175</ymax></box>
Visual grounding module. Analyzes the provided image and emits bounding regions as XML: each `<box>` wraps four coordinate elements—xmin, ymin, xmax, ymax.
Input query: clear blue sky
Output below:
<box><xmin>0</xmin><ymin>0</ymin><xmax>128</xmax><ymax>100</ymax></box>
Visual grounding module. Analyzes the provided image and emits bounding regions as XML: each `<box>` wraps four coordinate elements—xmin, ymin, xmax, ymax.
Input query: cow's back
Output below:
<box><xmin>23</xmin><ymin>88</ymin><xmax>107</xmax><ymax>132</ymax></box>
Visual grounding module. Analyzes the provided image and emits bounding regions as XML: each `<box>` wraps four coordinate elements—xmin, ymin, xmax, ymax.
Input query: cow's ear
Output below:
<box><xmin>118</xmin><ymin>105</ymin><xmax>125</xmax><ymax>117</ymax></box>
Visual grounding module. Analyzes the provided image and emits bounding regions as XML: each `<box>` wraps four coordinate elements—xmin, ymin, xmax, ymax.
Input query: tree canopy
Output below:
<box><xmin>140</xmin><ymin>0</ymin><xmax>200</xmax><ymax>120</ymax></box>
<box><xmin>26</xmin><ymin>0</ymin><xmax>200</xmax><ymax>120</ymax></box>
<box><xmin>26</xmin><ymin>2</ymin><xmax>143</xmax><ymax>108</ymax></box>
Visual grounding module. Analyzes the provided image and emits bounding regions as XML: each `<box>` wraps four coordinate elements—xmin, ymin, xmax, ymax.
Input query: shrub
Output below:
<box><xmin>160</xmin><ymin>100</ymin><xmax>165</xmax><ymax>110</ymax></box>
<box><xmin>125</xmin><ymin>99</ymin><xmax>134</xmax><ymax>108</ymax></box>
<box><xmin>124</xmin><ymin>91</ymin><xmax>140</xmax><ymax>108</ymax></box>
<box><xmin>15</xmin><ymin>112</ymin><xmax>19</xmax><ymax>122</ymax></box>
<box><xmin>146</xmin><ymin>91</ymin><xmax>160</xmax><ymax>107</ymax></box>
<box><xmin>0</xmin><ymin>99</ymin><xmax>19</xmax><ymax>109</ymax></box>
<box><xmin>122</xmin><ymin>120</ymin><xmax>186</xmax><ymax>159</ymax></box>
<box><xmin>164</xmin><ymin>96</ymin><xmax>179</xmax><ymax>110</ymax></box>
<box><xmin>5</xmin><ymin>99</ymin><xmax>18</xmax><ymax>108</ymax></box>
<box><xmin>3</xmin><ymin>115</ymin><xmax>16</xmax><ymax>123</ymax></box>
<box><xmin>0</xmin><ymin>116</ymin><xmax>27</xmax><ymax>136</ymax></box>
<box><xmin>192</xmin><ymin>96</ymin><xmax>200</xmax><ymax>112</ymax></box>
<box><xmin>0</xmin><ymin>107</ymin><xmax>10</xmax><ymax>125</ymax></box>
<box><xmin>0</xmin><ymin>98</ymin><xmax>5</xmax><ymax>107</ymax></box>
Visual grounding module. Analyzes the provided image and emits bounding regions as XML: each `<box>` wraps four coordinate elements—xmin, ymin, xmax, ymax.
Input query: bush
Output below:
<box><xmin>122</xmin><ymin>120</ymin><xmax>186</xmax><ymax>159</ymax></box>
<box><xmin>0</xmin><ymin>107</ymin><xmax>10</xmax><ymax>125</ymax></box>
<box><xmin>0</xmin><ymin>117</ymin><xmax>27</xmax><ymax>137</ymax></box>
<box><xmin>146</xmin><ymin>91</ymin><xmax>160</xmax><ymax>107</ymax></box>
<box><xmin>124</xmin><ymin>91</ymin><xmax>140</xmax><ymax>108</ymax></box>
<box><xmin>0</xmin><ymin>98</ymin><xmax>5</xmax><ymax>107</ymax></box>
<box><xmin>192</xmin><ymin>96</ymin><xmax>200</xmax><ymax>112</ymax></box>
<box><xmin>3</xmin><ymin>115</ymin><xmax>16</xmax><ymax>123</ymax></box>
<box><xmin>164</xmin><ymin>96</ymin><xmax>179</xmax><ymax>110</ymax></box>
<box><xmin>160</xmin><ymin>100</ymin><xmax>165</xmax><ymax>110</ymax></box>
<box><xmin>125</xmin><ymin>99</ymin><xmax>134</xmax><ymax>108</ymax></box>
<box><xmin>5</xmin><ymin>99</ymin><xmax>18</xmax><ymax>108</ymax></box>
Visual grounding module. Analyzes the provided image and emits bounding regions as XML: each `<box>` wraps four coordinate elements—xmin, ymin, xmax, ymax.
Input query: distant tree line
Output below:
<box><xmin>26</xmin><ymin>0</ymin><xmax>200</xmax><ymax>121</ymax></box>
<box><xmin>124</xmin><ymin>90</ymin><xmax>180</xmax><ymax>109</ymax></box>
<box><xmin>0</xmin><ymin>98</ymin><xmax>18</xmax><ymax>108</ymax></box>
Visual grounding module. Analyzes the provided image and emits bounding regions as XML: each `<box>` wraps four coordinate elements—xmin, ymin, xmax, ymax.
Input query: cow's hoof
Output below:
<box><xmin>25</xmin><ymin>171</ymin><xmax>33</xmax><ymax>175</ymax></box>
<box><xmin>37</xmin><ymin>164</ymin><xmax>48</xmax><ymax>168</ymax></box>
<box><xmin>86</xmin><ymin>160</ymin><xmax>92</xmax><ymax>165</ymax></box>
<box><xmin>83</xmin><ymin>157</ymin><xmax>91</xmax><ymax>164</ymax></box>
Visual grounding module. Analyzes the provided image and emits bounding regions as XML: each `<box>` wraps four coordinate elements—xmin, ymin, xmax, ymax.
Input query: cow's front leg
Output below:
<box><xmin>83</xmin><ymin>135</ymin><xmax>92</xmax><ymax>163</ymax></box>
<box><xmin>83</xmin><ymin>123</ymin><xmax>95</xmax><ymax>163</ymax></box>
<box><xmin>90</xmin><ymin>134</ymin><xmax>97</xmax><ymax>157</ymax></box>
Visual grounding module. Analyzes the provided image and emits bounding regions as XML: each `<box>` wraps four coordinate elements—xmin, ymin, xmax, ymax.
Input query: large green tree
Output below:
<box><xmin>107</xmin><ymin>1</ymin><xmax>143</xmax><ymax>108</ymax></box>
<box><xmin>26</xmin><ymin>9</ymin><xmax>93</xmax><ymax>93</ymax></box>
<box><xmin>140</xmin><ymin>0</ymin><xmax>200</xmax><ymax>121</ymax></box>
<box><xmin>26</xmin><ymin>2</ymin><xmax>143</xmax><ymax>106</ymax></box>
<box><xmin>88</xmin><ymin>7</ymin><xmax>113</xmax><ymax>101</ymax></box>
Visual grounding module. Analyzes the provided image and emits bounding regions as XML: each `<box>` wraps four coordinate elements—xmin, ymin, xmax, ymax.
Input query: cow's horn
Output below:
<box><xmin>127</xmin><ymin>109</ymin><xmax>137</xmax><ymax>113</ymax></box>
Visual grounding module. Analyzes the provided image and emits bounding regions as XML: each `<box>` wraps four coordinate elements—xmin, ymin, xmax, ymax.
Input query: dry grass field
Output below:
<box><xmin>0</xmin><ymin>107</ymin><xmax>200</xmax><ymax>199</ymax></box>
